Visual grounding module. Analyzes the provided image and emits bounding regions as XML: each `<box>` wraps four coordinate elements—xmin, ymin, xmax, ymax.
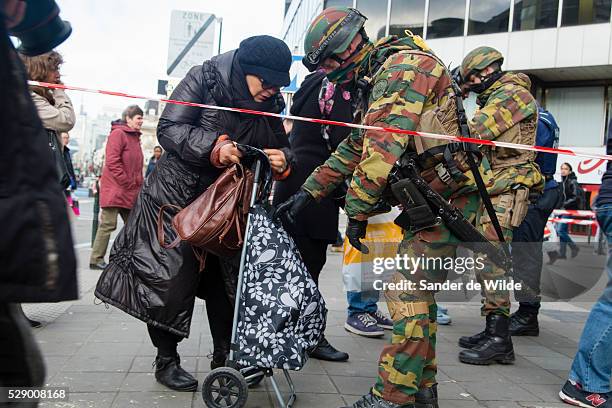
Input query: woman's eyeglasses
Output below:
<box><xmin>258</xmin><ymin>77</ymin><xmax>279</xmax><ymax>90</ymax></box>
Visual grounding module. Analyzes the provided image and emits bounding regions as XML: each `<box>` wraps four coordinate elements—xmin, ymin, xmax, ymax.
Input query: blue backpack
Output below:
<box><xmin>535</xmin><ymin>106</ymin><xmax>559</xmax><ymax>177</ymax></box>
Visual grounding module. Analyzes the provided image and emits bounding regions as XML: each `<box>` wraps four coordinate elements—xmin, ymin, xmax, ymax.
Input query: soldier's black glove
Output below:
<box><xmin>346</xmin><ymin>218</ymin><xmax>369</xmax><ymax>254</ymax></box>
<box><xmin>273</xmin><ymin>189</ymin><xmax>314</xmax><ymax>225</ymax></box>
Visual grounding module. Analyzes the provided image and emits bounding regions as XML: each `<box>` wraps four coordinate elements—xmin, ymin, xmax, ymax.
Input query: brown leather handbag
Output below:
<box><xmin>157</xmin><ymin>163</ymin><xmax>254</xmax><ymax>268</ymax></box>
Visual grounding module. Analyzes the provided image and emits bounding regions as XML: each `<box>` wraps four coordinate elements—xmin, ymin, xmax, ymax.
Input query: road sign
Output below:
<box><xmin>167</xmin><ymin>10</ymin><xmax>216</xmax><ymax>78</ymax></box>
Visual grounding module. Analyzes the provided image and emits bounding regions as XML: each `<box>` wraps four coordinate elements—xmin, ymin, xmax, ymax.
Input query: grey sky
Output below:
<box><xmin>54</xmin><ymin>0</ymin><xmax>285</xmax><ymax>116</ymax></box>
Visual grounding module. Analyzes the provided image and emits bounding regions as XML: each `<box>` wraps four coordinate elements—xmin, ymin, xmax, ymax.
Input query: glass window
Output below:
<box><xmin>561</xmin><ymin>0</ymin><xmax>611</xmax><ymax>26</ymax></box>
<box><xmin>389</xmin><ymin>0</ymin><xmax>426</xmax><ymax>37</ymax></box>
<box><xmin>468</xmin><ymin>0</ymin><xmax>511</xmax><ymax>35</ymax></box>
<box><xmin>513</xmin><ymin>0</ymin><xmax>559</xmax><ymax>30</ymax></box>
<box><xmin>546</xmin><ymin>87</ymin><xmax>606</xmax><ymax>147</ymax></box>
<box><xmin>357</xmin><ymin>0</ymin><xmax>389</xmax><ymax>40</ymax></box>
<box><xmin>427</xmin><ymin>0</ymin><xmax>466</xmax><ymax>39</ymax></box>
<box><xmin>325</xmin><ymin>0</ymin><xmax>353</xmax><ymax>8</ymax></box>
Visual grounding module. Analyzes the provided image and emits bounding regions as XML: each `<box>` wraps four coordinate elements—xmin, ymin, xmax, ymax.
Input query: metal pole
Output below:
<box><xmin>228</xmin><ymin>160</ymin><xmax>262</xmax><ymax>362</ymax></box>
<box><xmin>217</xmin><ymin>18</ymin><xmax>223</xmax><ymax>55</ymax></box>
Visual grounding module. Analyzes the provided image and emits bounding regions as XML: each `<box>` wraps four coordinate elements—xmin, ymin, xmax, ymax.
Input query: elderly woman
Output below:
<box><xmin>95</xmin><ymin>35</ymin><xmax>294</xmax><ymax>392</ymax></box>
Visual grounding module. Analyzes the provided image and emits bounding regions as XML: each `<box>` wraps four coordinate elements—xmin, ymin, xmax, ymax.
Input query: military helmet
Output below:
<box><xmin>460</xmin><ymin>46</ymin><xmax>504</xmax><ymax>80</ymax></box>
<box><xmin>302</xmin><ymin>7</ymin><xmax>367</xmax><ymax>72</ymax></box>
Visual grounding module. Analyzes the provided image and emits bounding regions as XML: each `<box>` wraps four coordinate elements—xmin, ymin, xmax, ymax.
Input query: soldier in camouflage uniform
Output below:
<box><xmin>276</xmin><ymin>8</ymin><xmax>496</xmax><ymax>408</ymax></box>
<box><xmin>456</xmin><ymin>47</ymin><xmax>544</xmax><ymax>365</ymax></box>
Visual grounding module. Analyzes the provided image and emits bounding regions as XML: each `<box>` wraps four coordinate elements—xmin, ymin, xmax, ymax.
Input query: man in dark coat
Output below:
<box><xmin>274</xmin><ymin>71</ymin><xmax>351</xmax><ymax>361</ymax></box>
<box><xmin>95</xmin><ymin>35</ymin><xmax>294</xmax><ymax>391</ymax></box>
<box><xmin>1</xmin><ymin>0</ymin><xmax>77</xmax><ymax>393</ymax></box>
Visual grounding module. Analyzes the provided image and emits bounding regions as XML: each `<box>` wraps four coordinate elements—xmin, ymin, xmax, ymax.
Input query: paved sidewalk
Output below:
<box><xmin>26</xmin><ymin>245</ymin><xmax>601</xmax><ymax>408</ymax></box>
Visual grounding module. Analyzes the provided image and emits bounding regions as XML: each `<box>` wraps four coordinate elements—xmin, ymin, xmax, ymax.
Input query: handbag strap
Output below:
<box><xmin>157</xmin><ymin>204</ymin><xmax>183</xmax><ymax>249</ymax></box>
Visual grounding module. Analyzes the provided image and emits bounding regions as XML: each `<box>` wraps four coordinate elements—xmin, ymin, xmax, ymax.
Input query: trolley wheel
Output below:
<box><xmin>202</xmin><ymin>367</ymin><xmax>248</xmax><ymax>408</ymax></box>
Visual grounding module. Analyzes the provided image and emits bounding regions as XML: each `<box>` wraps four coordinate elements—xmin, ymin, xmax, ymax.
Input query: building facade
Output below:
<box><xmin>282</xmin><ymin>0</ymin><xmax>612</xmax><ymax>186</ymax></box>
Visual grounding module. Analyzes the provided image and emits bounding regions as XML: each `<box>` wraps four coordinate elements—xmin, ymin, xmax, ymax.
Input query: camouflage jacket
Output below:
<box><xmin>302</xmin><ymin>36</ymin><xmax>454</xmax><ymax>220</ymax></box>
<box><xmin>470</xmin><ymin>73</ymin><xmax>538</xmax><ymax>169</ymax></box>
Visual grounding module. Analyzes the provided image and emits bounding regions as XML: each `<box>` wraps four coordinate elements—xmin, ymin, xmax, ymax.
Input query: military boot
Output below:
<box><xmin>415</xmin><ymin>384</ymin><xmax>438</xmax><ymax>408</ymax></box>
<box><xmin>458</xmin><ymin>329</ymin><xmax>487</xmax><ymax>349</ymax></box>
<box><xmin>154</xmin><ymin>354</ymin><xmax>197</xmax><ymax>391</ymax></box>
<box><xmin>341</xmin><ymin>392</ymin><xmax>415</xmax><ymax>408</ymax></box>
<box><xmin>509</xmin><ymin>310</ymin><xmax>539</xmax><ymax>336</ymax></box>
<box><xmin>458</xmin><ymin>314</ymin><xmax>515</xmax><ymax>365</ymax></box>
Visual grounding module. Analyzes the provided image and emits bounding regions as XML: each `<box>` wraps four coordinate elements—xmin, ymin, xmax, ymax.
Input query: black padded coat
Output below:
<box><xmin>94</xmin><ymin>50</ymin><xmax>290</xmax><ymax>338</ymax></box>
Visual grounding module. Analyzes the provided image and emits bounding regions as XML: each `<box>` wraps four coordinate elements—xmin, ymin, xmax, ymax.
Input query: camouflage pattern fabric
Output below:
<box><xmin>301</xmin><ymin>36</ymin><xmax>488</xmax><ymax>404</ymax></box>
<box><xmin>373</xmin><ymin>193</ymin><xmax>480</xmax><ymax>404</ymax></box>
<box><xmin>468</xmin><ymin>71</ymin><xmax>544</xmax><ymax>317</ymax></box>
<box><xmin>460</xmin><ymin>46</ymin><xmax>504</xmax><ymax>79</ymax></box>
<box><xmin>303</xmin><ymin>36</ymin><xmax>454</xmax><ymax>221</ymax></box>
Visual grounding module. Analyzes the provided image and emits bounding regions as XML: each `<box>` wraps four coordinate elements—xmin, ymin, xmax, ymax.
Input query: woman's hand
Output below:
<box><xmin>264</xmin><ymin>149</ymin><xmax>287</xmax><ymax>173</ymax></box>
<box><xmin>218</xmin><ymin>143</ymin><xmax>242</xmax><ymax>166</ymax></box>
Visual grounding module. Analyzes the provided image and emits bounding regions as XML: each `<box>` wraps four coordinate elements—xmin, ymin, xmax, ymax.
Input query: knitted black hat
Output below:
<box><xmin>237</xmin><ymin>35</ymin><xmax>292</xmax><ymax>88</ymax></box>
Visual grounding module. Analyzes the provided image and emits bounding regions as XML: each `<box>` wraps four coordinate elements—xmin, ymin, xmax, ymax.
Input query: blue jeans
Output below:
<box><xmin>347</xmin><ymin>290</ymin><xmax>379</xmax><ymax>316</ymax></box>
<box><xmin>569</xmin><ymin>205</ymin><xmax>612</xmax><ymax>393</ymax></box>
<box><xmin>557</xmin><ymin>215</ymin><xmax>577</xmax><ymax>257</ymax></box>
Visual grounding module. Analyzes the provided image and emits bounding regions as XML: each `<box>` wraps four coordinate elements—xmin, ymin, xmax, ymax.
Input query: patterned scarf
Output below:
<box><xmin>326</xmin><ymin>40</ymin><xmax>374</xmax><ymax>85</ymax></box>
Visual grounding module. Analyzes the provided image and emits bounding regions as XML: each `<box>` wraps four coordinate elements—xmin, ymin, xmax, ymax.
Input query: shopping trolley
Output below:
<box><xmin>201</xmin><ymin>146</ymin><xmax>325</xmax><ymax>408</ymax></box>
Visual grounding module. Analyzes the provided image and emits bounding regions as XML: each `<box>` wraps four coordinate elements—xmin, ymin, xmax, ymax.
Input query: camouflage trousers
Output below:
<box><xmin>372</xmin><ymin>192</ymin><xmax>480</xmax><ymax>404</ymax></box>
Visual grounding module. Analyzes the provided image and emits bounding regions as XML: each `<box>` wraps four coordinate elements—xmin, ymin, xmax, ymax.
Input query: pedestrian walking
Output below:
<box><xmin>548</xmin><ymin>162</ymin><xmax>582</xmax><ymax>264</ymax></box>
<box><xmin>559</xmin><ymin>125</ymin><xmax>612</xmax><ymax>408</ymax></box>
<box><xmin>95</xmin><ymin>35</ymin><xmax>294</xmax><ymax>392</ymax></box>
<box><xmin>89</xmin><ymin>105</ymin><xmax>144</xmax><ymax>270</ymax></box>
<box><xmin>145</xmin><ymin>145</ymin><xmax>162</xmax><ymax>177</ymax></box>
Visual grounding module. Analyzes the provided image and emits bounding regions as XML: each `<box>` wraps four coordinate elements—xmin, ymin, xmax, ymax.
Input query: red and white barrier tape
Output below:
<box><xmin>548</xmin><ymin>217</ymin><xmax>597</xmax><ymax>225</ymax></box>
<box><xmin>28</xmin><ymin>80</ymin><xmax>612</xmax><ymax>162</ymax></box>
<box><xmin>552</xmin><ymin>209</ymin><xmax>596</xmax><ymax>217</ymax></box>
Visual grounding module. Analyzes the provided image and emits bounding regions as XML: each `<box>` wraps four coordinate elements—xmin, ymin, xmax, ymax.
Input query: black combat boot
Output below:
<box><xmin>509</xmin><ymin>310</ymin><xmax>539</xmax><ymax>336</ymax></box>
<box><xmin>341</xmin><ymin>392</ymin><xmax>415</xmax><ymax>408</ymax></box>
<box><xmin>458</xmin><ymin>314</ymin><xmax>515</xmax><ymax>365</ymax></box>
<box><xmin>154</xmin><ymin>354</ymin><xmax>198</xmax><ymax>391</ymax></box>
<box><xmin>458</xmin><ymin>329</ymin><xmax>487</xmax><ymax>349</ymax></box>
<box><xmin>415</xmin><ymin>384</ymin><xmax>438</xmax><ymax>408</ymax></box>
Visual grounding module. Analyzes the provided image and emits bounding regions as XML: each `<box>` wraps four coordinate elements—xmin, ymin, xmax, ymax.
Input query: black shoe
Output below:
<box><xmin>210</xmin><ymin>351</ymin><xmax>226</xmax><ymax>370</ymax></box>
<box><xmin>309</xmin><ymin>337</ymin><xmax>349</xmax><ymax>362</ymax></box>
<box><xmin>415</xmin><ymin>384</ymin><xmax>438</xmax><ymax>408</ymax></box>
<box><xmin>571</xmin><ymin>246</ymin><xmax>580</xmax><ymax>258</ymax></box>
<box><xmin>89</xmin><ymin>261</ymin><xmax>108</xmax><ymax>270</ymax></box>
<box><xmin>458</xmin><ymin>314</ymin><xmax>515</xmax><ymax>365</ymax></box>
<box><xmin>458</xmin><ymin>329</ymin><xmax>487</xmax><ymax>349</ymax></box>
<box><xmin>547</xmin><ymin>251</ymin><xmax>559</xmax><ymax>265</ymax></box>
<box><xmin>509</xmin><ymin>311</ymin><xmax>539</xmax><ymax>336</ymax></box>
<box><xmin>559</xmin><ymin>380</ymin><xmax>612</xmax><ymax>407</ymax></box>
<box><xmin>341</xmin><ymin>392</ymin><xmax>415</xmax><ymax>408</ymax></box>
<box><xmin>154</xmin><ymin>355</ymin><xmax>197</xmax><ymax>392</ymax></box>
<box><xmin>27</xmin><ymin>318</ymin><xmax>42</xmax><ymax>328</ymax></box>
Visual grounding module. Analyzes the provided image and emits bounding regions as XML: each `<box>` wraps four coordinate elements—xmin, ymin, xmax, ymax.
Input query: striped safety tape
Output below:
<box><xmin>548</xmin><ymin>217</ymin><xmax>598</xmax><ymax>225</ymax></box>
<box><xmin>28</xmin><ymin>80</ymin><xmax>612</xmax><ymax>162</ymax></box>
<box><xmin>552</xmin><ymin>209</ymin><xmax>596</xmax><ymax>217</ymax></box>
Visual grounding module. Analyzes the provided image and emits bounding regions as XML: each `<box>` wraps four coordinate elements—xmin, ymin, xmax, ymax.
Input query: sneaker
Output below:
<box><xmin>559</xmin><ymin>380</ymin><xmax>611</xmax><ymax>407</ymax></box>
<box><xmin>369</xmin><ymin>310</ymin><xmax>393</xmax><ymax>330</ymax></box>
<box><xmin>345</xmin><ymin>313</ymin><xmax>384</xmax><ymax>337</ymax></box>
<box><xmin>436</xmin><ymin>309</ymin><xmax>451</xmax><ymax>325</ymax></box>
